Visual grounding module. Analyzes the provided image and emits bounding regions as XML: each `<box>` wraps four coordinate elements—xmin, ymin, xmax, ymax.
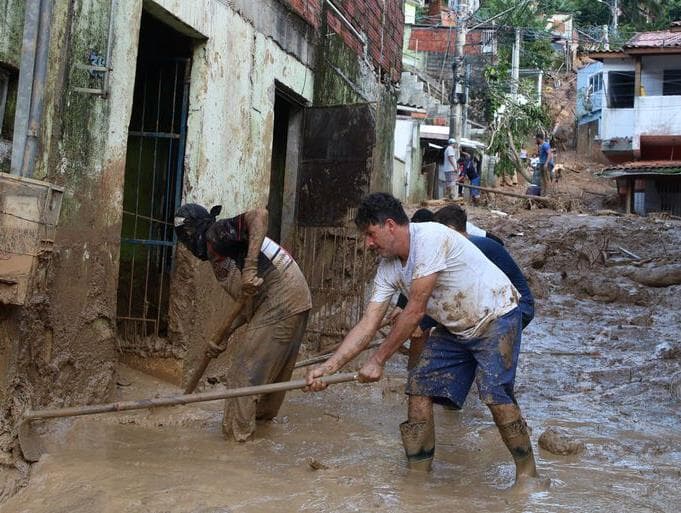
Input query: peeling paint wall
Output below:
<box><xmin>1</xmin><ymin>0</ymin><xmax>401</xmax><ymax>481</ymax></box>
<box><xmin>143</xmin><ymin>0</ymin><xmax>316</xmax><ymax>383</ymax></box>
<box><xmin>314</xmin><ymin>12</ymin><xmax>398</xmax><ymax>194</ymax></box>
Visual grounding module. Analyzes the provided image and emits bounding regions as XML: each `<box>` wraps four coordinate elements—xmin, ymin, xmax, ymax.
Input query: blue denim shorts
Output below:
<box><xmin>470</xmin><ymin>176</ymin><xmax>481</xmax><ymax>197</ymax></box>
<box><xmin>406</xmin><ymin>308</ymin><xmax>522</xmax><ymax>408</ymax></box>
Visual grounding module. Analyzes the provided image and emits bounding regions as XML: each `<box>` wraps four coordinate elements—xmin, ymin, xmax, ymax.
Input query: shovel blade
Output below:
<box><xmin>18</xmin><ymin>419</ymin><xmax>45</xmax><ymax>462</ymax></box>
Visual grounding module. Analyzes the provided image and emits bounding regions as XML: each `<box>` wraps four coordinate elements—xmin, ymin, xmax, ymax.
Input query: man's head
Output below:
<box><xmin>174</xmin><ymin>203</ymin><xmax>222</xmax><ymax>260</ymax></box>
<box><xmin>355</xmin><ymin>193</ymin><xmax>409</xmax><ymax>257</ymax></box>
<box><xmin>433</xmin><ymin>204</ymin><xmax>467</xmax><ymax>233</ymax></box>
<box><xmin>448</xmin><ymin>138</ymin><xmax>455</xmax><ymax>146</ymax></box>
<box><xmin>535</xmin><ymin>132</ymin><xmax>545</xmax><ymax>145</ymax></box>
<box><xmin>411</xmin><ymin>208</ymin><xmax>434</xmax><ymax>223</ymax></box>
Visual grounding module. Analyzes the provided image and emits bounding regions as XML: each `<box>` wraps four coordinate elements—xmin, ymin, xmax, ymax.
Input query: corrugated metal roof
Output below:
<box><xmin>599</xmin><ymin>160</ymin><xmax>681</xmax><ymax>178</ymax></box>
<box><xmin>625</xmin><ymin>30</ymin><xmax>681</xmax><ymax>49</ymax></box>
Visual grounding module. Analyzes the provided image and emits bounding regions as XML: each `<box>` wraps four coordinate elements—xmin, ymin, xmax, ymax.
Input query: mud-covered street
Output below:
<box><xmin>3</xmin><ymin>200</ymin><xmax>681</xmax><ymax>513</ymax></box>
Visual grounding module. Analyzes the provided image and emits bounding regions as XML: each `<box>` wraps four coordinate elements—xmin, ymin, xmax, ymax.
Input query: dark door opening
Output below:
<box><xmin>116</xmin><ymin>12</ymin><xmax>192</xmax><ymax>345</ymax></box>
<box><xmin>267</xmin><ymin>94</ymin><xmax>291</xmax><ymax>242</ymax></box>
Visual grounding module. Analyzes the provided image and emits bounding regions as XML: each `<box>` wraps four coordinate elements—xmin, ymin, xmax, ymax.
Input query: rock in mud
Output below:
<box><xmin>670</xmin><ymin>372</ymin><xmax>681</xmax><ymax>400</ymax></box>
<box><xmin>307</xmin><ymin>458</ymin><xmax>329</xmax><ymax>471</ymax></box>
<box><xmin>538</xmin><ymin>428</ymin><xmax>585</xmax><ymax>456</ymax></box>
<box><xmin>655</xmin><ymin>342</ymin><xmax>681</xmax><ymax>360</ymax></box>
<box><xmin>624</xmin><ymin>264</ymin><xmax>681</xmax><ymax>288</ymax></box>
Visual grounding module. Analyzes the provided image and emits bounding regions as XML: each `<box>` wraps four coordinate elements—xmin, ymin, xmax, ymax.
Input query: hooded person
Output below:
<box><xmin>174</xmin><ymin>203</ymin><xmax>312</xmax><ymax>441</ymax></box>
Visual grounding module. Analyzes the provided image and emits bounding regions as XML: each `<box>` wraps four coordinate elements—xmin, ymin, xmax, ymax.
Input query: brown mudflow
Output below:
<box><xmin>3</xmin><ymin>162</ymin><xmax>681</xmax><ymax>512</ymax></box>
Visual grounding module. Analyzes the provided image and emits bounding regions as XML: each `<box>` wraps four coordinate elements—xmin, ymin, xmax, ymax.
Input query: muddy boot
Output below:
<box><xmin>399</xmin><ymin>420</ymin><xmax>435</xmax><ymax>471</ymax></box>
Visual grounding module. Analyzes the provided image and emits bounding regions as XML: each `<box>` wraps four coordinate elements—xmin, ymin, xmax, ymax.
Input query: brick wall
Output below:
<box><xmin>408</xmin><ymin>26</ymin><xmax>482</xmax><ymax>55</ymax></box>
<box><xmin>282</xmin><ymin>0</ymin><xmax>404</xmax><ymax>83</ymax></box>
<box><xmin>281</xmin><ymin>0</ymin><xmax>322</xmax><ymax>29</ymax></box>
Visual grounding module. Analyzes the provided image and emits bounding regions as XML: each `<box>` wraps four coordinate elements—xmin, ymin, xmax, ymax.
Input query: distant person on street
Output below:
<box><xmin>444</xmin><ymin>138</ymin><xmax>457</xmax><ymax>199</ymax></box>
<box><xmin>535</xmin><ymin>133</ymin><xmax>554</xmax><ymax>194</ymax></box>
<box><xmin>459</xmin><ymin>151</ymin><xmax>481</xmax><ymax>205</ymax></box>
<box><xmin>305</xmin><ymin>193</ymin><xmax>540</xmax><ymax>489</ymax></box>
<box><xmin>175</xmin><ymin>204</ymin><xmax>311</xmax><ymax>442</ymax></box>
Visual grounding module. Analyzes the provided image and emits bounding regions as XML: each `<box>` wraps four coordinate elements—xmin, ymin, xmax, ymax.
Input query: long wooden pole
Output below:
<box><xmin>23</xmin><ymin>373</ymin><xmax>358</xmax><ymax>421</ymax></box>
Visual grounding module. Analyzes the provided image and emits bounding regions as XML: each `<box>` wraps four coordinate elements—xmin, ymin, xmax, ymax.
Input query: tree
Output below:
<box><xmin>484</xmin><ymin>65</ymin><xmax>552</xmax><ymax>185</ymax></box>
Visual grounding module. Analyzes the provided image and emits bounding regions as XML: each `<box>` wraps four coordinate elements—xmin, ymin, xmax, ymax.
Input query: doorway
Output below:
<box><xmin>116</xmin><ymin>11</ymin><xmax>193</xmax><ymax>346</ymax></box>
<box><xmin>266</xmin><ymin>86</ymin><xmax>304</xmax><ymax>247</ymax></box>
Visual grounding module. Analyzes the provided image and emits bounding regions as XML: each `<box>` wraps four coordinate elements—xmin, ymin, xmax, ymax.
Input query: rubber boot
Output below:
<box><xmin>400</xmin><ymin>419</ymin><xmax>435</xmax><ymax>471</ymax></box>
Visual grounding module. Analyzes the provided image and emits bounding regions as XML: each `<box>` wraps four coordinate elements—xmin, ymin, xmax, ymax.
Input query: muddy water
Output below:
<box><xmin>4</xmin><ymin>289</ymin><xmax>681</xmax><ymax>511</ymax></box>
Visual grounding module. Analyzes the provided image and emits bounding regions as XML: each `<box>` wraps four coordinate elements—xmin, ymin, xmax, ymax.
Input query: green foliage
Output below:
<box><xmin>484</xmin><ymin>64</ymin><xmax>551</xmax><ymax>177</ymax></box>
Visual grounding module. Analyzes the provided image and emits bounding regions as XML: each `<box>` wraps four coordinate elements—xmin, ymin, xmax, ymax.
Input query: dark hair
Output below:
<box><xmin>355</xmin><ymin>193</ymin><xmax>409</xmax><ymax>230</ymax></box>
<box><xmin>411</xmin><ymin>208</ymin><xmax>434</xmax><ymax>223</ymax></box>
<box><xmin>433</xmin><ymin>204</ymin><xmax>467</xmax><ymax>232</ymax></box>
<box><xmin>536</xmin><ymin>132</ymin><xmax>545</xmax><ymax>141</ymax></box>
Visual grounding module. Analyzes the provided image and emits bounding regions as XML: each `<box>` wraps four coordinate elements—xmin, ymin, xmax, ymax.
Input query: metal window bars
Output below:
<box><xmin>116</xmin><ymin>58</ymin><xmax>190</xmax><ymax>350</ymax></box>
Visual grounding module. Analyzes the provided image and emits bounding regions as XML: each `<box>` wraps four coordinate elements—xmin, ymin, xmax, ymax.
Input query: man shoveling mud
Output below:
<box><xmin>175</xmin><ymin>204</ymin><xmax>311</xmax><ymax>441</ymax></box>
<box><xmin>305</xmin><ymin>193</ymin><xmax>541</xmax><ymax>488</ymax></box>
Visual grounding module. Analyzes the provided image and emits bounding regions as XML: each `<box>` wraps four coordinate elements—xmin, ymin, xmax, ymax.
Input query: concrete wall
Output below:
<box><xmin>634</xmin><ymin>96</ymin><xmax>681</xmax><ymax>150</ymax></box>
<box><xmin>640</xmin><ymin>55</ymin><xmax>681</xmax><ymax>96</ymax></box>
<box><xmin>1</xmin><ymin>0</ymin><xmax>402</xmax><ymax>450</ymax></box>
<box><xmin>393</xmin><ymin>117</ymin><xmax>427</xmax><ymax>202</ymax></box>
<box><xmin>0</xmin><ymin>0</ymin><xmax>24</xmax><ymax>68</ymax></box>
<box><xmin>1</xmin><ymin>0</ymin><xmax>403</xmax><ymax>486</ymax></box>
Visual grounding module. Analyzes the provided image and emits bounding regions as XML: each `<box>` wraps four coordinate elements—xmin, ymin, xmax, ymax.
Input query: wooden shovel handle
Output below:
<box><xmin>184</xmin><ymin>297</ymin><xmax>247</xmax><ymax>394</ymax></box>
<box><xmin>24</xmin><ymin>373</ymin><xmax>359</xmax><ymax>421</ymax></box>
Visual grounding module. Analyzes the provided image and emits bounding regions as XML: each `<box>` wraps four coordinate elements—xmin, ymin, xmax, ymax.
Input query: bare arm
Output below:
<box><xmin>358</xmin><ymin>273</ymin><xmax>438</xmax><ymax>382</ymax></box>
<box><xmin>241</xmin><ymin>208</ymin><xmax>268</xmax><ymax>295</ymax></box>
<box><xmin>305</xmin><ymin>300</ymin><xmax>390</xmax><ymax>391</ymax></box>
<box><xmin>242</xmin><ymin>208</ymin><xmax>268</xmax><ymax>265</ymax></box>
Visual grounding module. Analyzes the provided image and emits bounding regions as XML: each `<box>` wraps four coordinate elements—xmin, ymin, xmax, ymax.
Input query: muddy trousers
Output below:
<box><xmin>222</xmin><ymin>311</ymin><xmax>308</xmax><ymax>442</ymax></box>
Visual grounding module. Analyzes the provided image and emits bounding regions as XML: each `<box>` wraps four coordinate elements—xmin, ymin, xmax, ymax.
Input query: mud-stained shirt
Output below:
<box><xmin>207</xmin><ymin>215</ymin><xmax>311</xmax><ymax>328</ymax></box>
<box><xmin>370</xmin><ymin>222</ymin><xmax>519</xmax><ymax>339</ymax></box>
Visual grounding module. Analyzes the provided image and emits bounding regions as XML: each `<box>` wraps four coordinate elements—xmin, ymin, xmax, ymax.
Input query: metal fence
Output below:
<box><xmin>294</xmin><ymin>209</ymin><xmax>377</xmax><ymax>352</ymax></box>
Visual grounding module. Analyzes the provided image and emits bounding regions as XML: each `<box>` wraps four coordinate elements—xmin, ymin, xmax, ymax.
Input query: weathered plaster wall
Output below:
<box><xmin>0</xmin><ymin>0</ymin><xmax>24</xmax><ymax>68</ymax></box>
<box><xmin>0</xmin><ymin>0</ymin><xmax>143</xmax><ymax>492</ymax></box>
<box><xmin>314</xmin><ymin>21</ymin><xmax>398</xmax><ymax>194</ymax></box>
<box><xmin>145</xmin><ymin>0</ymin><xmax>316</xmax><ymax>382</ymax></box>
<box><xmin>150</xmin><ymin>0</ymin><xmax>314</xmax><ymax>211</ymax></box>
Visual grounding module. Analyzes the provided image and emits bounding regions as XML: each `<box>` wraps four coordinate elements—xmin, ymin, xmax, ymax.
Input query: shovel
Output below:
<box><xmin>19</xmin><ymin>372</ymin><xmax>358</xmax><ymax>462</ymax></box>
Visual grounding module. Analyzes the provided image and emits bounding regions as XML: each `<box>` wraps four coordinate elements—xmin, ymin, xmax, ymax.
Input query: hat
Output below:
<box><xmin>448</xmin><ymin>138</ymin><xmax>455</xmax><ymax>144</ymax></box>
<box><xmin>174</xmin><ymin>203</ymin><xmax>222</xmax><ymax>260</ymax></box>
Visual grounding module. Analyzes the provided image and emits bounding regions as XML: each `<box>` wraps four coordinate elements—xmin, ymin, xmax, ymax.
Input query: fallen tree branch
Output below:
<box><xmin>459</xmin><ymin>183</ymin><xmax>555</xmax><ymax>204</ymax></box>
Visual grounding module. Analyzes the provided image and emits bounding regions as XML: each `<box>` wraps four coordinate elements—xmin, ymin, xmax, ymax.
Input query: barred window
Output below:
<box><xmin>663</xmin><ymin>69</ymin><xmax>681</xmax><ymax>96</ymax></box>
<box><xmin>608</xmin><ymin>71</ymin><xmax>634</xmax><ymax>109</ymax></box>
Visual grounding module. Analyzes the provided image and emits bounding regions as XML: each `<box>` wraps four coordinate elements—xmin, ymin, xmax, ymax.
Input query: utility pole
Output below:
<box><xmin>511</xmin><ymin>28</ymin><xmax>520</xmax><ymax>101</ymax></box>
<box><xmin>450</xmin><ymin>1</ymin><xmax>468</xmax><ymax>160</ymax></box>
<box><xmin>603</xmin><ymin>24</ymin><xmax>609</xmax><ymax>50</ymax></box>
<box><xmin>611</xmin><ymin>0</ymin><xmax>619</xmax><ymax>35</ymax></box>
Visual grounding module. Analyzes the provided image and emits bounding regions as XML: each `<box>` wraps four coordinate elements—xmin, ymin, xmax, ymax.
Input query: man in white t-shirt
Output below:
<box><xmin>305</xmin><ymin>193</ymin><xmax>540</xmax><ymax>488</ymax></box>
<box><xmin>443</xmin><ymin>138</ymin><xmax>457</xmax><ymax>198</ymax></box>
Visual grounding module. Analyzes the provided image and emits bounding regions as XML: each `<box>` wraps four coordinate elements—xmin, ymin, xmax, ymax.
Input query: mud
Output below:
<box><xmin>2</xmin><ymin>166</ymin><xmax>681</xmax><ymax>512</ymax></box>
